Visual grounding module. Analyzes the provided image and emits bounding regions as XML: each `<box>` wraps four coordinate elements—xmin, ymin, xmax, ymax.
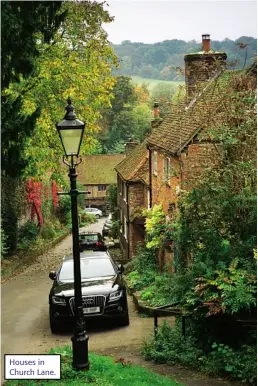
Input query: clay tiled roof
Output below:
<box><xmin>76</xmin><ymin>154</ymin><xmax>125</xmax><ymax>185</ymax></box>
<box><xmin>147</xmin><ymin>72</ymin><xmax>231</xmax><ymax>155</ymax></box>
<box><xmin>115</xmin><ymin>140</ymin><xmax>149</xmax><ymax>184</ymax></box>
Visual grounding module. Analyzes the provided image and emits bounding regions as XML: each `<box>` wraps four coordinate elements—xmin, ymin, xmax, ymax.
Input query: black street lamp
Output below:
<box><xmin>56</xmin><ymin>97</ymin><xmax>89</xmax><ymax>370</ymax></box>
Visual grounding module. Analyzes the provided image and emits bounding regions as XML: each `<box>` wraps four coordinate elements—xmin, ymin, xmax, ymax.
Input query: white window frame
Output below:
<box><xmin>119</xmin><ymin>178</ymin><xmax>122</xmax><ymax>195</ymax></box>
<box><xmin>124</xmin><ymin>216</ymin><xmax>127</xmax><ymax>240</ymax></box>
<box><xmin>164</xmin><ymin>156</ymin><xmax>171</xmax><ymax>185</ymax></box>
<box><xmin>123</xmin><ymin>181</ymin><xmax>127</xmax><ymax>202</ymax></box>
<box><xmin>120</xmin><ymin>210</ymin><xmax>123</xmax><ymax>233</ymax></box>
<box><xmin>153</xmin><ymin>151</ymin><xmax>157</xmax><ymax>176</ymax></box>
<box><xmin>147</xmin><ymin>188</ymin><xmax>151</xmax><ymax>209</ymax></box>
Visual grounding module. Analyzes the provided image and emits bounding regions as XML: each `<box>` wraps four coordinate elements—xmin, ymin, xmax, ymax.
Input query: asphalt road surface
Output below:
<box><xmin>1</xmin><ymin>218</ymin><xmax>173</xmax><ymax>384</ymax></box>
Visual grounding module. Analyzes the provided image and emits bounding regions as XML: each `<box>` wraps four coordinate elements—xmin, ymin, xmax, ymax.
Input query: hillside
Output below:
<box><xmin>111</xmin><ymin>36</ymin><xmax>257</xmax><ymax>81</ymax></box>
<box><xmin>130</xmin><ymin>76</ymin><xmax>184</xmax><ymax>89</ymax></box>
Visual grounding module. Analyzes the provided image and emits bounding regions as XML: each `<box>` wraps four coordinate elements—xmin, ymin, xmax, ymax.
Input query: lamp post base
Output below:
<box><xmin>71</xmin><ymin>330</ymin><xmax>89</xmax><ymax>370</ymax></box>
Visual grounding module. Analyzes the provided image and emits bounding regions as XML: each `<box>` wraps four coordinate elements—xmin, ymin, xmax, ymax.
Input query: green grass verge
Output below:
<box><xmin>6</xmin><ymin>346</ymin><xmax>184</xmax><ymax>386</ymax></box>
<box><xmin>130</xmin><ymin>76</ymin><xmax>184</xmax><ymax>90</ymax></box>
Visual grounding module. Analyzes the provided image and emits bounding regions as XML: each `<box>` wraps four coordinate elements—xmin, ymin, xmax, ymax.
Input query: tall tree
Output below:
<box><xmin>150</xmin><ymin>83</ymin><xmax>177</xmax><ymax>118</ymax></box>
<box><xmin>2</xmin><ymin>1</ymin><xmax>66</xmax><ymax>178</ymax></box>
<box><xmin>1</xmin><ymin>1</ymin><xmax>66</xmax><ymax>253</ymax></box>
<box><xmin>1</xmin><ymin>1</ymin><xmax>117</xmax><ymax>252</ymax></box>
<box><xmin>16</xmin><ymin>1</ymin><xmax>117</xmax><ymax>179</ymax></box>
<box><xmin>100</xmin><ymin>76</ymin><xmax>136</xmax><ymax>152</ymax></box>
<box><xmin>1</xmin><ymin>1</ymin><xmax>66</xmax><ymax>89</ymax></box>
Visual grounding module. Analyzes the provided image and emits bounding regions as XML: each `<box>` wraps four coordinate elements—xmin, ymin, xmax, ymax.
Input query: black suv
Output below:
<box><xmin>48</xmin><ymin>251</ymin><xmax>129</xmax><ymax>333</ymax></box>
<box><xmin>79</xmin><ymin>232</ymin><xmax>107</xmax><ymax>252</ymax></box>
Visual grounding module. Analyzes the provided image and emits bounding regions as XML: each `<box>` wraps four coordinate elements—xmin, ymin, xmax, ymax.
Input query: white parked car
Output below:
<box><xmin>84</xmin><ymin>207</ymin><xmax>103</xmax><ymax>218</ymax></box>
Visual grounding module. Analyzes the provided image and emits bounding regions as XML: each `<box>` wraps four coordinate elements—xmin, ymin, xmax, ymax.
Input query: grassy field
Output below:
<box><xmin>131</xmin><ymin>76</ymin><xmax>184</xmax><ymax>90</ymax></box>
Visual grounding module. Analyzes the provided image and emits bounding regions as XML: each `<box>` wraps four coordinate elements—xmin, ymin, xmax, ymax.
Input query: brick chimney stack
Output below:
<box><xmin>153</xmin><ymin>102</ymin><xmax>159</xmax><ymax>118</ymax></box>
<box><xmin>202</xmin><ymin>34</ymin><xmax>211</xmax><ymax>52</ymax></box>
<box><xmin>125</xmin><ymin>139</ymin><xmax>139</xmax><ymax>155</ymax></box>
<box><xmin>184</xmin><ymin>34</ymin><xmax>227</xmax><ymax>99</ymax></box>
<box><xmin>151</xmin><ymin>102</ymin><xmax>163</xmax><ymax>129</ymax></box>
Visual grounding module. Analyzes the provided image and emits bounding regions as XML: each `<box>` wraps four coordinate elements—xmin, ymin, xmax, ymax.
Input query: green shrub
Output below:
<box><xmin>143</xmin><ymin>322</ymin><xmax>202</xmax><ymax>366</ymax></box>
<box><xmin>204</xmin><ymin>343</ymin><xmax>257</xmax><ymax>383</ymax></box>
<box><xmin>127</xmin><ymin>269</ymin><xmax>157</xmax><ymax>291</ymax></box>
<box><xmin>126</xmin><ymin>263</ymin><xmax>193</xmax><ymax>307</ymax></box>
<box><xmin>142</xmin><ymin>322</ymin><xmax>257</xmax><ymax>384</ymax></box>
<box><xmin>80</xmin><ymin>212</ymin><xmax>97</xmax><ymax>224</ymax></box>
<box><xmin>1</xmin><ymin>223</ymin><xmax>9</xmax><ymax>258</ymax></box>
<box><xmin>64</xmin><ymin>210</ymin><xmax>72</xmax><ymax>225</ymax></box>
<box><xmin>85</xmin><ymin>213</ymin><xmax>97</xmax><ymax>224</ymax></box>
<box><xmin>110</xmin><ymin>219</ymin><xmax>119</xmax><ymax>238</ymax></box>
<box><xmin>19</xmin><ymin>220</ymin><xmax>39</xmax><ymax>240</ymax></box>
<box><xmin>140</xmin><ymin>282</ymin><xmax>168</xmax><ymax>306</ymax></box>
<box><xmin>56</xmin><ymin>195</ymin><xmax>71</xmax><ymax>224</ymax></box>
<box><xmin>133</xmin><ymin>246</ymin><xmax>157</xmax><ymax>273</ymax></box>
<box><xmin>18</xmin><ymin>221</ymin><xmax>39</xmax><ymax>248</ymax></box>
<box><xmin>41</xmin><ymin>222</ymin><xmax>56</xmax><ymax>240</ymax></box>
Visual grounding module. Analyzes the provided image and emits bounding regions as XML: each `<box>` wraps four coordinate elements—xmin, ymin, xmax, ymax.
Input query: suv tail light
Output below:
<box><xmin>96</xmin><ymin>241</ymin><xmax>103</xmax><ymax>247</ymax></box>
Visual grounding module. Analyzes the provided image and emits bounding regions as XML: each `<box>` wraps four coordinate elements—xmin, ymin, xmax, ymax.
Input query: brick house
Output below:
<box><xmin>147</xmin><ymin>34</ymin><xmax>228</xmax><ymax>218</ymax></box>
<box><xmin>76</xmin><ymin>154</ymin><xmax>125</xmax><ymax>212</ymax></box>
<box><xmin>146</xmin><ymin>35</ymin><xmax>256</xmax><ymax>268</ymax></box>
<box><xmin>115</xmin><ymin>34</ymin><xmax>256</xmax><ymax>262</ymax></box>
<box><xmin>115</xmin><ymin>141</ymin><xmax>150</xmax><ymax>259</ymax></box>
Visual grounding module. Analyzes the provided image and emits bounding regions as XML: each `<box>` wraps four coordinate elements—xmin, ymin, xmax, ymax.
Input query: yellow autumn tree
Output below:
<box><xmin>8</xmin><ymin>1</ymin><xmax>118</xmax><ymax>179</ymax></box>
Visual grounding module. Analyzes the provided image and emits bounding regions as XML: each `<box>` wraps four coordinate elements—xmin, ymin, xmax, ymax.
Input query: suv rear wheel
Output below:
<box><xmin>95</xmin><ymin>214</ymin><xmax>100</xmax><ymax>219</ymax></box>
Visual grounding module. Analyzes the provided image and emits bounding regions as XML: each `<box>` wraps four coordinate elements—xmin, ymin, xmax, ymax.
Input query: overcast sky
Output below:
<box><xmin>103</xmin><ymin>1</ymin><xmax>257</xmax><ymax>44</ymax></box>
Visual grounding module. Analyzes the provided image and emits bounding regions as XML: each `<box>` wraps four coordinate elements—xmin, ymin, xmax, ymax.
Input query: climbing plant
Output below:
<box><xmin>144</xmin><ymin>205</ymin><xmax>174</xmax><ymax>250</ymax></box>
<box><xmin>25</xmin><ymin>179</ymin><xmax>44</xmax><ymax>227</ymax></box>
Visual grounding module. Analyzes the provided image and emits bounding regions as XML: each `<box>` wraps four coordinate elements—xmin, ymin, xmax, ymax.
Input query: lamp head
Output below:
<box><xmin>56</xmin><ymin>97</ymin><xmax>85</xmax><ymax>157</ymax></box>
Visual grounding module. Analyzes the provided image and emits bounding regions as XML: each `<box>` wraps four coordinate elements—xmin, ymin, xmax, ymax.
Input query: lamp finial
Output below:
<box><xmin>65</xmin><ymin>97</ymin><xmax>76</xmax><ymax>119</ymax></box>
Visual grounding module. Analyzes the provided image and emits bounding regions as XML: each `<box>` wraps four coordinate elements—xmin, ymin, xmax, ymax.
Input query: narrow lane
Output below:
<box><xmin>1</xmin><ymin>218</ymin><xmax>174</xmax><ymax>384</ymax></box>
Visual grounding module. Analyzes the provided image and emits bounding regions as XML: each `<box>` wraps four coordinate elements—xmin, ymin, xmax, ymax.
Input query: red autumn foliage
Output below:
<box><xmin>26</xmin><ymin>178</ymin><xmax>44</xmax><ymax>227</ymax></box>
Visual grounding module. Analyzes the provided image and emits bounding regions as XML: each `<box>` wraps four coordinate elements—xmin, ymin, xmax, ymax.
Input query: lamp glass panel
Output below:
<box><xmin>59</xmin><ymin>128</ymin><xmax>83</xmax><ymax>155</ymax></box>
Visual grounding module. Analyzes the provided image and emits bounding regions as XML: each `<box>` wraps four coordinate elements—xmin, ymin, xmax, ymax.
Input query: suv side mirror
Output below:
<box><xmin>117</xmin><ymin>264</ymin><xmax>124</xmax><ymax>274</ymax></box>
<box><xmin>49</xmin><ymin>271</ymin><xmax>56</xmax><ymax>280</ymax></box>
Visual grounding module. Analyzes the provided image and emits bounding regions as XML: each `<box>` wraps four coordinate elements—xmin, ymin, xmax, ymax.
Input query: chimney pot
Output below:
<box><xmin>202</xmin><ymin>33</ymin><xmax>211</xmax><ymax>52</ymax></box>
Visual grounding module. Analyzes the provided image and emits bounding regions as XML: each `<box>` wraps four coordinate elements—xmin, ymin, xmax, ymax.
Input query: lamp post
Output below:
<box><xmin>56</xmin><ymin>97</ymin><xmax>89</xmax><ymax>370</ymax></box>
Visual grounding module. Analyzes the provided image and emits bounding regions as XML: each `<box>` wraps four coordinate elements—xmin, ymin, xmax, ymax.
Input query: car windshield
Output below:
<box><xmin>59</xmin><ymin>258</ymin><xmax>115</xmax><ymax>282</ymax></box>
<box><xmin>79</xmin><ymin>234</ymin><xmax>98</xmax><ymax>242</ymax></box>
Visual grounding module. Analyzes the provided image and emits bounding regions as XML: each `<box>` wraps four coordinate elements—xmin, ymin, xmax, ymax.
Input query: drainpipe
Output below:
<box><xmin>148</xmin><ymin>146</ymin><xmax>152</xmax><ymax>208</ymax></box>
<box><xmin>126</xmin><ymin>182</ymin><xmax>130</xmax><ymax>259</ymax></box>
